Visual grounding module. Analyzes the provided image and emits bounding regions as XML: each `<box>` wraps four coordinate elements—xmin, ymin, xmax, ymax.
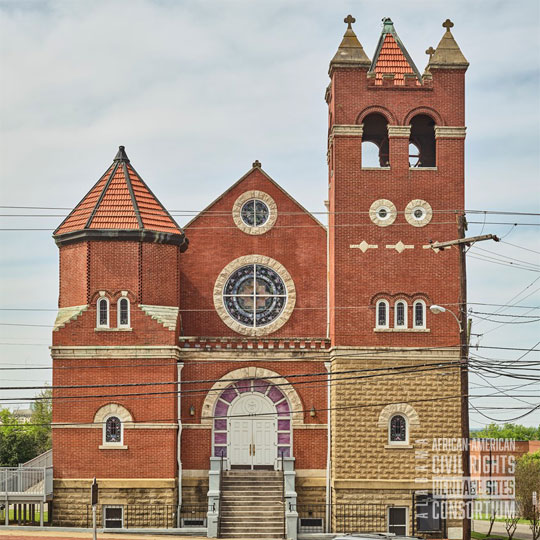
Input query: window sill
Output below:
<box><xmin>95</xmin><ymin>328</ymin><xmax>132</xmax><ymax>332</ymax></box>
<box><xmin>374</xmin><ymin>328</ymin><xmax>430</xmax><ymax>332</ymax></box>
<box><xmin>409</xmin><ymin>167</ymin><xmax>437</xmax><ymax>171</ymax></box>
<box><xmin>361</xmin><ymin>167</ymin><xmax>391</xmax><ymax>171</ymax></box>
<box><xmin>385</xmin><ymin>444</ymin><xmax>413</xmax><ymax>449</ymax></box>
<box><xmin>99</xmin><ymin>444</ymin><xmax>128</xmax><ymax>450</ymax></box>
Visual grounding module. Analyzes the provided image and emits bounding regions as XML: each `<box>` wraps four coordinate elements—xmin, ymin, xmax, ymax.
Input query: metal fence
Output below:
<box><xmin>294</xmin><ymin>504</ymin><xmax>387</xmax><ymax>534</ymax></box>
<box><xmin>0</xmin><ymin>467</ymin><xmax>53</xmax><ymax>497</ymax></box>
<box><xmin>85</xmin><ymin>504</ymin><xmax>207</xmax><ymax>529</ymax></box>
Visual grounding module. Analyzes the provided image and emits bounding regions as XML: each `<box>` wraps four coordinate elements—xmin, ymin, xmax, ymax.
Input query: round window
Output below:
<box><xmin>214</xmin><ymin>255</ymin><xmax>296</xmax><ymax>336</ymax></box>
<box><xmin>405</xmin><ymin>199</ymin><xmax>432</xmax><ymax>227</ymax></box>
<box><xmin>224</xmin><ymin>264</ymin><xmax>286</xmax><ymax>328</ymax></box>
<box><xmin>369</xmin><ymin>199</ymin><xmax>397</xmax><ymax>227</ymax></box>
<box><xmin>232</xmin><ymin>191</ymin><xmax>277</xmax><ymax>235</ymax></box>
<box><xmin>240</xmin><ymin>199</ymin><xmax>270</xmax><ymax>227</ymax></box>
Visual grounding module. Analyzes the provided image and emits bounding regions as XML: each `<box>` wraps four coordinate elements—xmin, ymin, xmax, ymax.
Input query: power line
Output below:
<box><xmin>2</xmin><ymin>393</ymin><xmax>539</xmax><ymax>428</ymax></box>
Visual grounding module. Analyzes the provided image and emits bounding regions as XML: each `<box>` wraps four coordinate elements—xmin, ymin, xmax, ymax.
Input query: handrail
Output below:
<box><xmin>281</xmin><ymin>451</ymin><xmax>286</xmax><ymax>539</ymax></box>
<box><xmin>217</xmin><ymin>452</ymin><xmax>224</xmax><ymax>538</ymax></box>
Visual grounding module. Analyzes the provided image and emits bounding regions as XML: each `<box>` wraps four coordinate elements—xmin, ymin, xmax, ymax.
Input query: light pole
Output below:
<box><xmin>429</xmin><ymin>305</ymin><xmax>463</xmax><ymax>332</ymax></box>
<box><xmin>430</xmin><ymin>302</ymin><xmax>471</xmax><ymax>540</ymax></box>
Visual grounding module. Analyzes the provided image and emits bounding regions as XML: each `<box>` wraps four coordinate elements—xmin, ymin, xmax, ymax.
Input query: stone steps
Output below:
<box><xmin>219</xmin><ymin>470</ymin><xmax>285</xmax><ymax>539</ymax></box>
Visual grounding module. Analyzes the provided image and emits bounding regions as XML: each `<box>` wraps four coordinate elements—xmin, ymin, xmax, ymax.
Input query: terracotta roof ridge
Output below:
<box><xmin>369</xmin><ymin>17</ymin><xmax>421</xmax><ymax>81</ymax></box>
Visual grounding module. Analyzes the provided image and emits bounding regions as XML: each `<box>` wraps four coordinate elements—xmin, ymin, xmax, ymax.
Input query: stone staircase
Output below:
<box><xmin>219</xmin><ymin>470</ymin><xmax>285</xmax><ymax>538</ymax></box>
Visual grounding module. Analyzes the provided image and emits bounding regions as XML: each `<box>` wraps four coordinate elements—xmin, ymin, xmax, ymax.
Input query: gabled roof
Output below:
<box><xmin>184</xmin><ymin>160</ymin><xmax>326</xmax><ymax>231</ymax></box>
<box><xmin>427</xmin><ymin>19</ymin><xmax>469</xmax><ymax>70</ymax></box>
<box><xmin>329</xmin><ymin>14</ymin><xmax>371</xmax><ymax>74</ymax></box>
<box><xmin>369</xmin><ymin>17</ymin><xmax>421</xmax><ymax>85</ymax></box>
<box><xmin>54</xmin><ymin>146</ymin><xmax>187</xmax><ymax>249</ymax></box>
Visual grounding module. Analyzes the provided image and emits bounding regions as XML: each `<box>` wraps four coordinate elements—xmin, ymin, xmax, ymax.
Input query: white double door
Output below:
<box><xmin>229</xmin><ymin>393</ymin><xmax>277</xmax><ymax>468</ymax></box>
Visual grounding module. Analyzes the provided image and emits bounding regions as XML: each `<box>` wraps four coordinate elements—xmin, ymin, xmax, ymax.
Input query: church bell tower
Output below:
<box><xmin>326</xmin><ymin>15</ymin><xmax>469</xmax><ymax>539</ymax></box>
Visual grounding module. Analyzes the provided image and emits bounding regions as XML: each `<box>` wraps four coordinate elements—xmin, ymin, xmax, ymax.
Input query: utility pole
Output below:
<box><xmin>427</xmin><ymin>224</ymin><xmax>499</xmax><ymax>540</ymax></box>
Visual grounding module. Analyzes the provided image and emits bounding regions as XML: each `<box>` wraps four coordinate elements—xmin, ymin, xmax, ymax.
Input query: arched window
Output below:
<box><xmin>395</xmin><ymin>301</ymin><xmax>407</xmax><ymax>328</ymax></box>
<box><xmin>389</xmin><ymin>414</ymin><xmax>408</xmax><ymax>444</ymax></box>
<box><xmin>409</xmin><ymin>114</ymin><xmax>436</xmax><ymax>167</ymax></box>
<box><xmin>413</xmin><ymin>300</ymin><xmax>426</xmax><ymax>329</ymax></box>
<box><xmin>97</xmin><ymin>297</ymin><xmax>109</xmax><ymax>328</ymax></box>
<box><xmin>104</xmin><ymin>416</ymin><xmax>122</xmax><ymax>444</ymax></box>
<box><xmin>117</xmin><ymin>298</ymin><xmax>130</xmax><ymax>328</ymax></box>
<box><xmin>376</xmin><ymin>300</ymin><xmax>389</xmax><ymax>328</ymax></box>
<box><xmin>362</xmin><ymin>113</ymin><xmax>389</xmax><ymax>168</ymax></box>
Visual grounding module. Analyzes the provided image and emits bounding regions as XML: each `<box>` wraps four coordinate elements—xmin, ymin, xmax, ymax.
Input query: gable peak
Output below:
<box><xmin>369</xmin><ymin>16</ymin><xmax>421</xmax><ymax>85</ymax></box>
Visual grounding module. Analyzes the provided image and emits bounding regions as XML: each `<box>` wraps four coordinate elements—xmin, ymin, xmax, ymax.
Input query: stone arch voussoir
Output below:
<box><xmin>377</xmin><ymin>403</ymin><xmax>420</xmax><ymax>428</ymax></box>
<box><xmin>403</xmin><ymin>106</ymin><xmax>444</xmax><ymax>126</ymax></box>
<box><xmin>201</xmin><ymin>367</ymin><xmax>304</xmax><ymax>426</ymax></box>
<box><xmin>357</xmin><ymin>106</ymin><xmax>397</xmax><ymax>125</ymax></box>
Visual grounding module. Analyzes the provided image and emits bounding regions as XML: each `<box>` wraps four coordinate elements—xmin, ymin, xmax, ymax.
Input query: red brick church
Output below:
<box><xmin>51</xmin><ymin>15</ymin><xmax>469</xmax><ymax>539</ymax></box>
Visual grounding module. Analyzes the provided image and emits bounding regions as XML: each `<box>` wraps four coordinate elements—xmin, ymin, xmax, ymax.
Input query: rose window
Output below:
<box><xmin>240</xmin><ymin>199</ymin><xmax>270</xmax><ymax>227</ymax></box>
<box><xmin>223</xmin><ymin>264</ymin><xmax>287</xmax><ymax>328</ymax></box>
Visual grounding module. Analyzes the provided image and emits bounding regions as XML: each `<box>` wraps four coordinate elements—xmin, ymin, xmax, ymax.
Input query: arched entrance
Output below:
<box><xmin>229</xmin><ymin>393</ymin><xmax>275</xmax><ymax>467</ymax></box>
<box><xmin>212</xmin><ymin>378</ymin><xmax>292</xmax><ymax>470</ymax></box>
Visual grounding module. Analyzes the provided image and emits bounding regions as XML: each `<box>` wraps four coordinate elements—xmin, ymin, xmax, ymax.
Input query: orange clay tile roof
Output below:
<box><xmin>370</xmin><ymin>18</ymin><xmax>421</xmax><ymax>86</ymax></box>
<box><xmin>54</xmin><ymin>147</ymin><xmax>182</xmax><ymax>237</ymax></box>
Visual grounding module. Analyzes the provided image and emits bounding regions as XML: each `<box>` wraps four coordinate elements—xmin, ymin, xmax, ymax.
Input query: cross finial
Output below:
<box><xmin>344</xmin><ymin>14</ymin><xmax>355</xmax><ymax>29</ymax></box>
<box><xmin>425</xmin><ymin>47</ymin><xmax>435</xmax><ymax>60</ymax></box>
<box><xmin>252</xmin><ymin>160</ymin><xmax>261</xmax><ymax>168</ymax></box>
<box><xmin>442</xmin><ymin>19</ymin><xmax>454</xmax><ymax>31</ymax></box>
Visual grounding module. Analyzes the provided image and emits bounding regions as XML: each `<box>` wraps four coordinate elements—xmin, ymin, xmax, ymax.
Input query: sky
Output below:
<box><xmin>0</xmin><ymin>0</ymin><xmax>539</xmax><ymax>429</ymax></box>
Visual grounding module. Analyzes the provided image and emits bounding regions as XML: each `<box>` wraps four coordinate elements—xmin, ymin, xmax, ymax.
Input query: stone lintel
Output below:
<box><xmin>333</xmin><ymin>478</ymin><xmax>432</xmax><ymax>490</ymax></box>
<box><xmin>54</xmin><ymin>478</ymin><xmax>177</xmax><ymax>489</ymax></box>
<box><xmin>435</xmin><ymin>126</ymin><xmax>466</xmax><ymax>139</ymax></box>
<box><xmin>331</xmin><ymin>124</ymin><xmax>363</xmax><ymax>137</ymax></box>
<box><xmin>387</xmin><ymin>125</ymin><xmax>411</xmax><ymax>137</ymax></box>
<box><xmin>50</xmin><ymin>345</ymin><xmax>181</xmax><ymax>359</ymax></box>
<box><xmin>52</xmin><ymin>422</ymin><xmax>177</xmax><ymax>429</ymax></box>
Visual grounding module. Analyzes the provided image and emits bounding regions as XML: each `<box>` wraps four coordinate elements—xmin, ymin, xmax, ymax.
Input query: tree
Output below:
<box><xmin>0</xmin><ymin>409</ymin><xmax>40</xmax><ymax>466</ymax></box>
<box><xmin>0</xmin><ymin>388</ymin><xmax>52</xmax><ymax>466</ymax></box>
<box><xmin>515</xmin><ymin>452</ymin><xmax>540</xmax><ymax>540</ymax></box>
<box><xmin>473</xmin><ymin>423</ymin><xmax>540</xmax><ymax>441</ymax></box>
<box><xmin>30</xmin><ymin>388</ymin><xmax>52</xmax><ymax>454</ymax></box>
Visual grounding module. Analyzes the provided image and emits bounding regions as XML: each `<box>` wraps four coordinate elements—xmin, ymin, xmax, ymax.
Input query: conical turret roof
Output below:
<box><xmin>369</xmin><ymin>17</ymin><xmax>421</xmax><ymax>85</ymax></box>
<box><xmin>54</xmin><ymin>146</ymin><xmax>187</xmax><ymax>249</ymax></box>
<box><xmin>427</xmin><ymin>19</ymin><xmax>469</xmax><ymax>70</ymax></box>
<box><xmin>329</xmin><ymin>15</ymin><xmax>371</xmax><ymax>73</ymax></box>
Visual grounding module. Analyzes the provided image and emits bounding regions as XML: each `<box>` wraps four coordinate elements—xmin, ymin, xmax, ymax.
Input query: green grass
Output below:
<box><xmin>475</xmin><ymin>514</ymin><xmax>530</xmax><ymax>524</ymax></box>
<box><xmin>2</xmin><ymin>507</ymin><xmax>49</xmax><ymax>523</ymax></box>
<box><xmin>472</xmin><ymin>532</ymin><xmax>526</xmax><ymax>540</ymax></box>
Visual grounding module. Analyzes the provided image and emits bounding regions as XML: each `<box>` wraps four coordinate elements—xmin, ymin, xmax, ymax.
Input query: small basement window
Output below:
<box><xmin>388</xmin><ymin>506</ymin><xmax>408</xmax><ymax>536</ymax></box>
<box><xmin>103</xmin><ymin>506</ymin><xmax>123</xmax><ymax>528</ymax></box>
<box><xmin>299</xmin><ymin>517</ymin><xmax>324</xmax><ymax>532</ymax></box>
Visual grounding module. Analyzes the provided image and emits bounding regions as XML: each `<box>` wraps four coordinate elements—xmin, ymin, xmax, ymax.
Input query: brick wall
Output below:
<box><xmin>180</xmin><ymin>168</ymin><xmax>327</xmax><ymax>338</ymax></box>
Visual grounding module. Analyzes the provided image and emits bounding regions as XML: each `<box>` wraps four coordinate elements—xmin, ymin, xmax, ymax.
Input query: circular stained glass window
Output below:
<box><xmin>223</xmin><ymin>264</ymin><xmax>287</xmax><ymax>328</ymax></box>
<box><xmin>240</xmin><ymin>199</ymin><xmax>270</xmax><ymax>227</ymax></box>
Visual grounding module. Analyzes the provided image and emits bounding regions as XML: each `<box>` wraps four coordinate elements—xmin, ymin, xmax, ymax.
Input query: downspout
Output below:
<box><xmin>177</xmin><ymin>362</ymin><xmax>184</xmax><ymax>527</ymax></box>
<box><xmin>324</xmin><ymin>361</ymin><xmax>331</xmax><ymax>533</ymax></box>
<box><xmin>325</xmin><ymin>206</ymin><xmax>330</xmax><ymax>341</ymax></box>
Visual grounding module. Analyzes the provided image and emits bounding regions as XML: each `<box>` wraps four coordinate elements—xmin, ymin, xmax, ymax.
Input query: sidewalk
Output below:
<box><xmin>0</xmin><ymin>530</ymin><xmax>208</xmax><ymax>540</ymax></box>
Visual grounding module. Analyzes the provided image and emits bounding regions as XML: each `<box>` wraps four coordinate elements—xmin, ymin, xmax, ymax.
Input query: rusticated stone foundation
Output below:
<box><xmin>53</xmin><ymin>478</ymin><xmax>177</xmax><ymax>527</ymax></box>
